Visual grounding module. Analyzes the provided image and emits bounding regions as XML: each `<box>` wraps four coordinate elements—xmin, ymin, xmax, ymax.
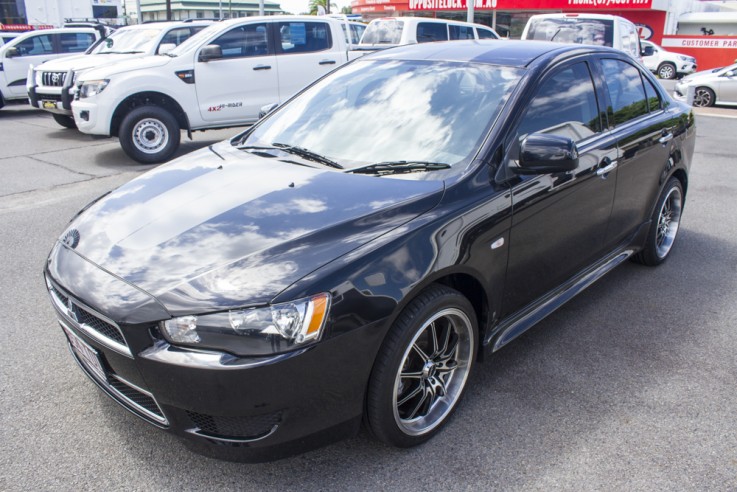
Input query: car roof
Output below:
<box><xmin>365</xmin><ymin>39</ymin><xmax>616</xmax><ymax>68</ymax></box>
<box><xmin>116</xmin><ymin>20</ymin><xmax>212</xmax><ymax>31</ymax></box>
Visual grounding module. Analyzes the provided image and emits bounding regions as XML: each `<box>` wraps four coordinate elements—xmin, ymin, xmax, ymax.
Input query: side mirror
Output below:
<box><xmin>198</xmin><ymin>44</ymin><xmax>222</xmax><ymax>62</ymax></box>
<box><xmin>259</xmin><ymin>102</ymin><xmax>279</xmax><ymax>119</ymax></box>
<box><xmin>516</xmin><ymin>133</ymin><xmax>579</xmax><ymax>174</ymax></box>
<box><xmin>5</xmin><ymin>46</ymin><xmax>19</xmax><ymax>58</ymax></box>
<box><xmin>641</xmin><ymin>45</ymin><xmax>654</xmax><ymax>57</ymax></box>
<box><xmin>158</xmin><ymin>43</ymin><xmax>176</xmax><ymax>55</ymax></box>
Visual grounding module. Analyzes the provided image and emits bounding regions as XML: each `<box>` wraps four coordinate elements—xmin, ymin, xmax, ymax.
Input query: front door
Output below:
<box><xmin>3</xmin><ymin>33</ymin><xmax>56</xmax><ymax>98</ymax></box>
<box><xmin>502</xmin><ymin>60</ymin><xmax>618</xmax><ymax>317</ymax></box>
<box><xmin>195</xmin><ymin>22</ymin><xmax>278</xmax><ymax>125</ymax></box>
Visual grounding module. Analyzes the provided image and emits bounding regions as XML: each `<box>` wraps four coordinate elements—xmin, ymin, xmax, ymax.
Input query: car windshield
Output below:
<box><xmin>361</xmin><ymin>20</ymin><xmax>404</xmax><ymax>44</ymax></box>
<box><xmin>238</xmin><ymin>59</ymin><xmax>522</xmax><ymax>173</ymax></box>
<box><xmin>526</xmin><ymin>18</ymin><xmax>614</xmax><ymax>47</ymax></box>
<box><xmin>92</xmin><ymin>28</ymin><xmax>162</xmax><ymax>54</ymax></box>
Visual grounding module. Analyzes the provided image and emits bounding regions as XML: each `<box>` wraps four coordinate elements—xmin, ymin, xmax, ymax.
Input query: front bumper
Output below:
<box><xmin>72</xmin><ymin>97</ymin><xmax>114</xmax><ymax>136</ymax></box>
<box><xmin>678</xmin><ymin>61</ymin><xmax>697</xmax><ymax>76</ymax></box>
<box><xmin>44</xmin><ymin>251</ymin><xmax>385</xmax><ymax>461</ymax></box>
<box><xmin>28</xmin><ymin>71</ymin><xmax>75</xmax><ymax>115</ymax></box>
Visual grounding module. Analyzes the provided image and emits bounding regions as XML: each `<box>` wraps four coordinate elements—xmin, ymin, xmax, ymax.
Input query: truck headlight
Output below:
<box><xmin>161</xmin><ymin>293</ymin><xmax>331</xmax><ymax>356</ymax></box>
<box><xmin>78</xmin><ymin>79</ymin><xmax>109</xmax><ymax>98</ymax></box>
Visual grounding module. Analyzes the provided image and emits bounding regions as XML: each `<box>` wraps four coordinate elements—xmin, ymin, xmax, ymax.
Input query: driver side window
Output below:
<box><xmin>209</xmin><ymin>23</ymin><xmax>269</xmax><ymax>59</ymax></box>
<box><xmin>517</xmin><ymin>62</ymin><xmax>602</xmax><ymax>143</ymax></box>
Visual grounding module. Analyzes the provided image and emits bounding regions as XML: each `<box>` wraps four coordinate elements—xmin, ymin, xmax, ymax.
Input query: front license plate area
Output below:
<box><xmin>42</xmin><ymin>100</ymin><xmax>56</xmax><ymax>109</ymax></box>
<box><xmin>61</xmin><ymin>324</ymin><xmax>107</xmax><ymax>382</ymax></box>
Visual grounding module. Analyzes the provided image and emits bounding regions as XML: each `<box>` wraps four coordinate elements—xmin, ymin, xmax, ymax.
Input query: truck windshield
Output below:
<box><xmin>361</xmin><ymin>20</ymin><xmax>404</xmax><ymax>45</ymax></box>
<box><xmin>93</xmin><ymin>28</ymin><xmax>162</xmax><ymax>54</ymax></box>
<box><xmin>238</xmin><ymin>59</ymin><xmax>522</xmax><ymax>173</ymax></box>
<box><xmin>526</xmin><ymin>18</ymin><xmax>614</xmax><ymax>47</ymax></box>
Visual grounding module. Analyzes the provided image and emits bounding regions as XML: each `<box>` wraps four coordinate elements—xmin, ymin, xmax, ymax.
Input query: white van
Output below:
<box><xmin>521</xmin><ymin>13</ymin><xmax>642</xmax><ymax>60</ymax></box>
<box><xmin>358</xmin><ymin>17</ymin><xmax>499</xmax><ymax>49</ymax></box>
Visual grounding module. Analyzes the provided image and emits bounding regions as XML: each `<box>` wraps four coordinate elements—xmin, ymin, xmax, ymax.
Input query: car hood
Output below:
<box><xmin>36</xmin><ymin>53</ymin><xmax>145</xmax><ymax>73</ymax></box>
<box><xmin>55</xmin><ymin>142</ymin><xmax>444</xmax><ymax>315</ymax></box>
<box><xmin>680</xmin><ymin>67</ymin><xmax>724</xmax><ymax>85</ymax></box>
<box><xmin>76</xmin><ymin>55</ymin><xmax>171</xmax><ymax>81</ymax></box>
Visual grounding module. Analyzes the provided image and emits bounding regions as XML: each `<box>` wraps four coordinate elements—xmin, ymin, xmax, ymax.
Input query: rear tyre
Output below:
<box><xmin>366</xmin><ymin>284</ymin><xmax>477</xmax><ymax>448</ymax></box>
<box><xmin>633</xmin><ymin>177</ymin><xmax>684</xmax><ymax>266</ymax></box>
<box><xmin>657</xmin><ymin>62</ymin><xmax>676</xmax><ymax>80</ymax></box>
<box><xmin>52</xmin><ymin>113</ymin><xmax>77</xmax><ymax>129</ymax></box>
<box><xmin>693</xmin><ymin>87</ymin><xmax>715</xmax><ymax>107</ymax></box>
<box><xmin>119</xmin><ymin>105</ymin><xmax>180</xmax><ymax>164</ymax></box>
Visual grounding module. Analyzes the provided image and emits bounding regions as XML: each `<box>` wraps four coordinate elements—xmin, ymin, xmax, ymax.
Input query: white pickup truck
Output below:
<box><xmin>72</xmin><ymin>16</ymin><xmax>361</xmax><ymax>163</ymax></box>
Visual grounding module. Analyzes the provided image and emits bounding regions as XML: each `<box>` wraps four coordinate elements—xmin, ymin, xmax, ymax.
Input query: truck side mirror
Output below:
<box><xmin>5</xmin><ymin>47</ymin><xmax>19</xmax><ymax>58</ymax></box>
<box><xmin>641</xmin><ymin>45</ymin><xmax>654</xmax><ymax>57</ymax></box>
<box><xmin>198</xmin><ymin>45</ymin><xmax>223</xmax><ymax>62</ymax></box>
<box><xmin>158</xmin><ymin>43</ymin><xmax>176</xmax><ymax>55</ymax></box>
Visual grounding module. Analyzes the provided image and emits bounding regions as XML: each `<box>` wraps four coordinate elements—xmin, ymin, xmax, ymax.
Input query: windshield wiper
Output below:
<box><xmin>348</xmin><ymin>161</ymin><xmax>451</xmax><ymax>175</ymax></box>
<box><xmin>272</xmin><ymin>143</ymin><xmax>344</xmax><ymax>169</ymax></box>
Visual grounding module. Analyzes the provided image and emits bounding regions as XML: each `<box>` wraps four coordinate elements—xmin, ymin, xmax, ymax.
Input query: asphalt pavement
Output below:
<box><xmin>0</xmin><ymin>100</ymin><xmax>735</xmax><ymax>491</ymax></box>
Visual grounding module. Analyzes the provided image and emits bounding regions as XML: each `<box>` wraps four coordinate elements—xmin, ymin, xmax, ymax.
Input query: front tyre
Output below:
<box><xmin>366</xmin><ymin>285</ymin><xmax>477</xmax><ymax>447</ymax></box>
<box><xmin>657</xmin><ymin>62</ymin><xmax>676</xmax><ymax>80</ymax></box>
<box><xmin>52</xmin><ymin>113</ymin><xmax>77</xmax><ymax>129</ymax></box>
<box><xmin>634</xmin><ymin>177</ymin><xmax>684</xmax><ymax>266</ymax></box>
<box><xmin>693</xmin><ymin>87</ymin><xmax>715</xmax><ymax>107</ymax></box>
<box><xmin>119</xmin><ymin>105</ymin><xmax>180</xmax><ymax>164</ymax></box>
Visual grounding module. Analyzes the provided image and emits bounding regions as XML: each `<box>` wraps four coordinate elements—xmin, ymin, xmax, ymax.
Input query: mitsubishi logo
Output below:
<box><xmin>67</xmin><ymin>299</ymin><xmax>78</xmax><ymax>323</ymax></box>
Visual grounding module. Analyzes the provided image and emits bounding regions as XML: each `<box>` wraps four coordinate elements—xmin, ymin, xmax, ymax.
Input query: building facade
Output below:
<box><xmin>139</xmin><ymin>0</ymin><xmax>283</xmax><ymax>22</ymax></box>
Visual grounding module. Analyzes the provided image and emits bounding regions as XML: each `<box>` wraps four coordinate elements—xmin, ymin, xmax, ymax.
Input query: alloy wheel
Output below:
<box><xmin>655</xmin><ymin>186</ymin><xmax>682</xmax><ymax>259</ymax></box>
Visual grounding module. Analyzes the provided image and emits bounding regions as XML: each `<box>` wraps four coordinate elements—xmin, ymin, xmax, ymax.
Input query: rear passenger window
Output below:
<box><xmin>417</xmin><ymin>23</ymin><xmax>448</xmax><ymax>43</ymax></box>
<box><xmin>449</xmin><ymin>25</ymin><xmax>474</xmax><ymax>40</ymax></box>
<box><xmin>58</xmin><ymin>33</ymin><xmax>96</xmax><ymax>53</ymax></box>
<box><xmin>278</xmin><ymin>22</ymin><xmax>332</xmax><ymax>54</ymax></box>
<box><xmin>601</xmin><ymin>59</ymin><xmax>648</xmax><ymax>125</ymax></box>
<box><xmin>477</xmin><ymin>28</ymin><xmax>496</xmax><ymax>39</ymax></box>
<box><xmin>643</xmin><ymin>76</ymin><xmax>662</xmax><ymax>112</ymax></box>
<box><xmin>517</xmin><ymin>62</ymin><xmax>602</xmax><ymax>143</ymax></box>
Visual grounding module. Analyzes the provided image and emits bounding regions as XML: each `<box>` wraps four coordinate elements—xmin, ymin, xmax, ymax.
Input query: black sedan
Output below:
<box><xmin>45</xmin><ymin>40</ymin><xmax>696</xmax><ymax>461</ymax></box>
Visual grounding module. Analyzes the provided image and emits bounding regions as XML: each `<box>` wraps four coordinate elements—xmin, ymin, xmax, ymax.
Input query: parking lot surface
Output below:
<box><xmin>1</xmin><ymin>102</ymin><xmax>735</xmax><ymax>491</ymax></box>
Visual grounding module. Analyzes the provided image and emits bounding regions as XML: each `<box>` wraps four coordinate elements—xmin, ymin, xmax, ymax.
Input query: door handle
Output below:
<box><xmin>253</xmin><ymin>65</ymin><xmax>272</xmax><ymax>71</ymax></box>
<box><xmin>596</xmin><ymin>158</ymin><xmax>618</xmax><ymax>177</ymax></box>
<box><xmin>659</xmin><ymin>132</ymin><xmax>674</xmax><ymax>144</ymax></box>
<box><xmin>319</xmin><ymin>60</ymin><xmax>337</xmax><ymax>65</ymax></box>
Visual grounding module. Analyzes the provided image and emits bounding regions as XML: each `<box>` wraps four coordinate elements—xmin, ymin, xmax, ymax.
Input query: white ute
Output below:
<box><xmin>72</xmin><ymin>16</ymin><xmax>360</xmax><ymax>163</ymax></box>
<box><xmin>28</xmin><ymin>20</ymin><xmax>211</xmax><ymax>128</ymax></box>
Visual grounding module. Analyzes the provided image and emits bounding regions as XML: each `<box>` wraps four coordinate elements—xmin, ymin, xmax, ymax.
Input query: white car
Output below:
<box><xmin>0</xmin><ymin>27</ymin><xmax>104</xmax><ymax>109</ymax></box>
<box><xmin>71</xmin><ymin>16</ymin><xmax>359</xmax><ymax>163</ymax></box>
<box><xmin>674</xmin><ymin>63</ymin><xmax>737</xmax><ymax>107</ymax></box>
<box><xmin>28</xmin><ymin>20</ymin><xmax>211</xmax><ymax>128</ymax></box>
<box><xmin>641</xmin><ymin>40</ymin><xmax>697</xmax><ymax>80</ymax></box>
<box><xmin>358</xmin><ymin>17</ymin><xmax>499</xmax><ymax>49</ymax></box>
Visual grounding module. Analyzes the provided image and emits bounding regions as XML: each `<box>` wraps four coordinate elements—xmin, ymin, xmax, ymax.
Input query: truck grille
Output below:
<box><xmin>41</xmin><ymin>71</ymin><xmax>69</xmax><ymax>87</ymax></box>
<box><xmin>47</xmin><ymin>279</ymin><xmax>131</xmax><ymax>357</ymax></box>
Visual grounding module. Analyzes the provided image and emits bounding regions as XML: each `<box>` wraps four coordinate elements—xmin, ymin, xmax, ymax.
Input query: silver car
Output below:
<box><xmin>674</xmin><ymin>63</ymin><xmax>737</xmax><ymax>107</ymax></box>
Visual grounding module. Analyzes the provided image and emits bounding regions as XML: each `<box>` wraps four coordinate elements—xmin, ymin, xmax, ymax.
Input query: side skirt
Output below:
<box><xmin>485</xmin><ymin>247</ymin><xmax>634</xmax><ymax>352</ymax></box>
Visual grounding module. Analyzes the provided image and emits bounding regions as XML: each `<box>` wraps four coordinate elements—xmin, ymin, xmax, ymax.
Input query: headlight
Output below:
<box><xmin>161</xmin><ymin>293</ymin><xmax>331</xmax><ymax>356</ymax></box>
<box><xmin>678</xmin><ymin>55</ymin><xmax>690</xmax><ymax>62</ymax></box>
<box><xmin>78</xmin><ymin>79</ymin><xmax>109</xmax><ymax>98</ymax></box>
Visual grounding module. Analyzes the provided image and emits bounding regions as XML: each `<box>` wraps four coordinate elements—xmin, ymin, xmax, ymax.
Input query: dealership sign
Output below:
<box><xmin>662</xmin><ymin>37</ymin><xmax>737</xmax><ymax>49</ymax></box>
<box><xmin>405</xmin><ymin>0</ymin><xmax>652</xmax><ymax>10</ymax></box>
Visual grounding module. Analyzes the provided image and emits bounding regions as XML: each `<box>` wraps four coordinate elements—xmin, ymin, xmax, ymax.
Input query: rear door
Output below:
<box><xmin>195</xmin><ymin>21</ymin><xmax>278</xmax><ymax>124</ymax></box>
<box><xmin>274</xmin><ymin>20</ymin><xmax>340</xmax><ymax>102</ymax></box>
<box><xmin>598</xmin><ymin>56</ymin><xmax>681</xmax><ymax>245</ymax></box>
<box><xmin>502</xmin><ymin>59</ymin><xmax>618</xmax><ymax>316</ymax></box>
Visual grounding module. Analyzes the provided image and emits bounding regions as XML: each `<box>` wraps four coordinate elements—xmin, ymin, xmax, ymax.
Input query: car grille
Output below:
<box><xmin>37</xmin><ymin>93</ymin><xmax>63</xmax><ymax>102</ymax></box>
<box><xmin>47</xmin><ymin>280</ymin><xmax>131</xmax><ymax>357</ymax></box>
<box><xmin>186</xmin><ymin>410</ymin><xmax>282</xmax><ymax>440</ymax></box>
<box><xmin>41</xmin><ymin>71</ymin><xmax>70</xmax><ymax>87</ymax></box>
<box><xmin>66</xmin><ymin>340</ymin><xmax>169</xmax><ymax>426</ymax></box>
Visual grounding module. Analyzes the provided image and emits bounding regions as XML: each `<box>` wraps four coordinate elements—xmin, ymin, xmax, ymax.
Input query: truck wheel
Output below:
<box><xmin>52</xmin><ymin>114</ymin><xmax>77</xmax><ymax>129</ymax></box>
<box><xmin>119</xmin><ymin>105</ymin><xmax>180</xmax><ymax>164</ymax></box>
<box><xmin>657</xmin><ymin>62</ymin><xmax>676</xmax><ymax>80</ymax></box>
